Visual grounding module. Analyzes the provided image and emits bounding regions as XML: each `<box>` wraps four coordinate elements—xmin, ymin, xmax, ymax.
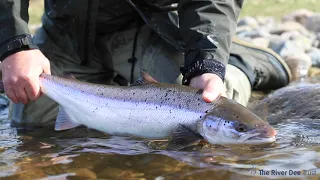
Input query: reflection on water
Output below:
<box><xmin>0</xmin><ymin>116</ymin><xmax>319</xmax><ymax>180</ymax></box>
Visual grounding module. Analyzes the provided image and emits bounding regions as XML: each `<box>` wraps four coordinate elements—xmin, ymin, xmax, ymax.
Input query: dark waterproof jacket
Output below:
<box><xmin>0</xmin><ymin>0</ymin><xmax>243</xmax><ymax>83</ymax></box>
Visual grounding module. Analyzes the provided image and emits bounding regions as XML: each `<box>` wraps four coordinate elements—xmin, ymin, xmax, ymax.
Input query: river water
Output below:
<box><xmin>0</xmin><ymin>87</ymin><xmax>319</xmax><ymax>180</ymax></box>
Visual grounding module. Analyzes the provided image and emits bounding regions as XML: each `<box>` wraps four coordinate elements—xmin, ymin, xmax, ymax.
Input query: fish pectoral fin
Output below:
<box><xmin>131</xmin><ymin>71</ymin><xmax>159</xmax><ymax>86</ymax></box>
<box><xmin>167</xmin><ymin>124</ymin><xmax>203</xmax><ymax>151</ymax></box>
<box><xmin>55</xmin><ymin>106</ymin><xmax>81</xmax><ymax>131</ymax></box>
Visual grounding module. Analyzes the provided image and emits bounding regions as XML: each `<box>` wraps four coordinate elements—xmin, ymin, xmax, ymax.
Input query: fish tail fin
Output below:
<box><xmin>55</xmin><ymin>106</ymin><xmax>81</xmax><ymax>131</ymax></box>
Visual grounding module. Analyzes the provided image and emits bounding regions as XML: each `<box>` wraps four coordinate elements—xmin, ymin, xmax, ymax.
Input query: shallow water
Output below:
<box><xmin>1</xmin><ymin>76</ymin><xmax>320</xmax><ymax>180</ymax></box>
<box><xmin>0</xmin><ymin>107</ymin><xmax>319</xmax><ymax>179</ymax></box>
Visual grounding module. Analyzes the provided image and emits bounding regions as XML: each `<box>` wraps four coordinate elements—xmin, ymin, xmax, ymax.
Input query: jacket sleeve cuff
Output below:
<box><xmin>0</xmin><ymin>34</ymin><xmax>38</xmax><ymax>61</ymax></box>
<box><xmin>181</xmin><ymin>59</ymin><xmax>226</xmax><ymax>85</ymax></box>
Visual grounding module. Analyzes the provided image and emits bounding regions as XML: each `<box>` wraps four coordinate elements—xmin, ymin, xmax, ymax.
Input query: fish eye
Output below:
<box><xmin>236</xmin><ymin>123</ymin><xmax>247</xmax><ymax>132</ymax></box>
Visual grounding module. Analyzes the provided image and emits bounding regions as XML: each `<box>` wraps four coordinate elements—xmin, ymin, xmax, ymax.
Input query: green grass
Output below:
<box><xmin>29</xmin><ymin>0</ymin><xmax>44</xmax><ymax>25</ymax></box>
<box><xmin>28</xmin><ymin>0</ymin><xmax>320</xmax><ymax>26</ymax></box>
<box><xmin>240</xmin><ymin>0</ymin><xmax>320</xmax><ymax>19</ymax></box>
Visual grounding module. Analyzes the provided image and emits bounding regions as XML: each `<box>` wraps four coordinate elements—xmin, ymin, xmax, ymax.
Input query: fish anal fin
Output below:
<box><xmin>141</xmin><ymin>71</ymin><xmax>159</xmax><ymax>83</ymax></box>
<box><xmin>167</xmin><ymin>124</ymin><xmax>203</xmax><ymax>151</ymax></box>
<box><xmin>55</xmin><ymin>106</ymin><xmax>81</xmax><ymax>131</ymax></box>
<box><xmin>131</xmin><ymin>71</ymin><xmax>159</xmax><ymax>86</ymax></box>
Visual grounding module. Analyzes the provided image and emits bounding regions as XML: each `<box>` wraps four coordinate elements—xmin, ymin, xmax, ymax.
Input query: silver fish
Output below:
<box><xmin>39</xmin><ymin>73</ymin><xmax>277</xmax><ymax>150</ymax></box>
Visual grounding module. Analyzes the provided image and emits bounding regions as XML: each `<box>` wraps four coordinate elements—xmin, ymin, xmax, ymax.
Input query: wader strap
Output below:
<box><xmin>128</xmin><ymin>22</ymin><xmax>143</xmax><ymax>84</ymax></box>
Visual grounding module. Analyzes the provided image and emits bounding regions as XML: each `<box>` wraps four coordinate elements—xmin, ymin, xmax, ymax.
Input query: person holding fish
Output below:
<box><xmin>0</xmin><ymin>0</ymin><xmax>291</xmax><ymax>133</ymax></box>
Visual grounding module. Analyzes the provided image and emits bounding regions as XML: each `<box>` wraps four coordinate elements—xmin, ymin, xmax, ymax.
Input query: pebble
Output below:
<box><xmin>315</xmin><ymin>32</ymin><xmax>320</xmax><ymax>48</ymax></box>
<box><xmin>251</xmin><ymin>37</ymin><xmax>270</xmax><ymax>48</ymax></box>
<box><xmin>256</xmin><ymin>16</ymin><xmax>275</xmax><ymax>27</ymax></box>
<box><xmin>282</xmin><ymin>9</ymin><xmax>315</xmax><ymax>25</ymax></box>
<box><xmin>280</xmin><ymin>30</ymin><xmax>302</xmax><ymax>40</ymax></box>
<box><xmin>269</xmin><ymin>40</ymin><xmax>303</xmax><ymax>58</ymax></box>
<box><xmin>309</xmin><ymin>67</ymin><xmax>320</xmax><ymax>77</ymax></box>
<box><xmin>237</xmin><ymin>16</ymin><xmax>259</xmax><ymax>28</ymax></box>
<box><xmin>305</xmin><ymin>14</ymin><xmax>320</xmax><ymax>33</ymax></box>
<box><xmin>308</xmin><ymin>48</ymin><xmax>320</xmax><ymax>67</ymax></box>
<box><xmin>270</xmin><ymin>21</ymin><xmax>308</xmax><ymax>35</ymax></box>
<box><xmin>284</xmin><ymin>52</ymin><xmax>312</xmax><ymax>80</ymax></box>
<box><xmin>291</xmin><ymin>35</ymin><xmax>313</xmax><ymax>52</ymax></box>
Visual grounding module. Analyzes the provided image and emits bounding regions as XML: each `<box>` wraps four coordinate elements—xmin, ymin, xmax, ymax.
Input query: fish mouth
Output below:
<box><xmin>240</xmin><ymin>133</ymin><xmax>276</xmax><ymax>144</ymax></box>
<box><xmin>247</xmin><ymin>134</ymin><xmax>275</xmax><ymax>141</ymax></box>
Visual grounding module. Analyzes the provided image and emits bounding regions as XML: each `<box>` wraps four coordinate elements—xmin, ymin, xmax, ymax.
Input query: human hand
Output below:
<box><xmin>189</xmin><ymin>73</ymin><xmax>224</xmax><ymax>103</ymax></box>
<box><xmin>2</xmin><ymin>49</ymin><xmax>51</xmax><ymax>104</ymax></box>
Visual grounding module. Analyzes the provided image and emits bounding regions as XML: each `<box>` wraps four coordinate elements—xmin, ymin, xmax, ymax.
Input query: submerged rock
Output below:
<box><xmin>249</xmin><ymin>83</ymin><xmax>320</xmax><ymax>124</ymax></box>
<box><xmin>72</xmin><ymin>168</ymin><xmax>97</xmax><ymax>179</ymax></box>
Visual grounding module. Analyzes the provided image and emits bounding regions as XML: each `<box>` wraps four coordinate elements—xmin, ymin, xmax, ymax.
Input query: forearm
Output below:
<box><xmin>0</xmin><ymin>0</ymin><xmax>37</xmax><ymax>61</ymax></box>
<box><xmin>178</xmin><ymin>0</ymin><xmax>243</xmax><ymax>84</ymax></box>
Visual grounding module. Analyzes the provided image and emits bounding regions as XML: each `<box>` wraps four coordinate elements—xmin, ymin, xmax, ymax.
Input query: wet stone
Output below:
<box><xmin>71</xmin><ymin>168</ymin><xmax>97</xmax><ymax>179</ymax></box>
<box><xmin>308</xmin><ymin>48</ymin><xmax>320</xmax><ymax>67</ymax></box>
<box><xmin>236</xmin><ymin>25</ymin><xmax>253</xmax><ymax>34</ymax></box>
<box><xmin>237</xmin><ymin>16</ymin><xmax>259</xmax><ymax>28</ymax></box>
<box><xmin>236</xmin><ymin>11</ymin><xmax>319</xmax><ymax>81</ymax></box>
<box><xmin>251</xmin><ymin>37</ymin><xmax>270</xmax><ymax>48</ymax></box>
<box><xmin>97</xmin><ymin>167</ymin><xmax>145</xmax><ymax>180</ymax></box>
<box><xmin>267</xmin><ymin>36</ymin><xmax>285</xmax><ymax>52</ymax></box>
<box><xmin>14</xmin><ymin>169</ymin><xmax>47</xmax><ymax>180</ymax></box>
<box><xmin>239</xmin><ymin>29</ymin><xmax>267</xmax><ymax>39</ymax></box>
<box><xmin>282</xmin><ymin>9</ymin><xmax>315</xmax><ymax>25</ymax></box>
<box><xmin>256</xmin><ymin>16</ymin><xmax>275</xmax><ymax>27</ymax></box>
<box><xmin>249</xmin><ymin>82</ymin><xmax>320</xmax><ymax>124</ymax></box>
<box><xmin>284</xmin><ymin>52</ymin><xmax>312</xmax><ymax>80</ymax></box>
<box><xmin>269</xmin><ymin>40</ymin><xmax>304</xmax><ymax>58</ymax></box>
<box><xmin>309</xmin><ymin>67</ymin><xmax>320</xmax><ymax>77</ymax></box>
<box><xmin>290</xmin><ymin>35</ymin><xmax>313</xmax><ymax>52</ymax></box>
<box><xmin>316</xmin><ymin>32</ymin><xmax>320</xmax><ymax>48</ymax></box>
<box><xmin>270</xmin><ymin>21</ymin><xmax>309</xmax><ymax>35</ymax></box>
<box><xmin>280</xmin><ymin>30</ymin><xmax>302</xmax><ymax>40</ymax></box>
<box><xmin>305</xmin><ymin>14</ymin><xmax>320</xmax><ymax>33</ymax></box>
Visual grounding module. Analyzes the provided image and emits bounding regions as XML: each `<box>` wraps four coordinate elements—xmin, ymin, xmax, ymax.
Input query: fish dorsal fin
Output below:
<box><xmin>131</xmin><ymin>71</ymin><xmax>159</xmax><ymax>86</ymax></box>
<box><xmin>55</xmin><ymin>106</ymin><xmax>81</xmax><ymax>131</ymax></box>
<box><xmin>167</xmin><ymin>124</ymin><xmax>203</xmax><ymax>151</ymax></box>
